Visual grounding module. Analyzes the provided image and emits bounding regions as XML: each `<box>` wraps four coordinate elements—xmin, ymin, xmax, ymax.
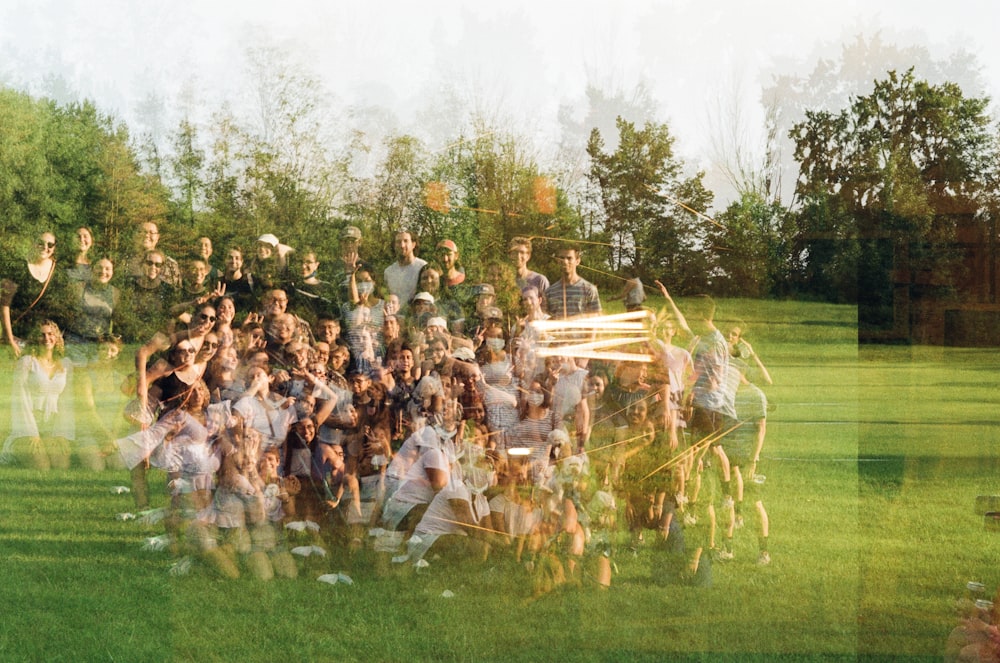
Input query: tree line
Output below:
<box><xmin>0</xmin><ymin>66</ymin><xmax>996</xmax><ymax>306</ymax></box>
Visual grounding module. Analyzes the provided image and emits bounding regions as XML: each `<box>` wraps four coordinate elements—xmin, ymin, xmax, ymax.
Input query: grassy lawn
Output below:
<box><xmin>1</xmin><ymin>297</ymin><xmax>992</xmax><ymax>661</ymax></box>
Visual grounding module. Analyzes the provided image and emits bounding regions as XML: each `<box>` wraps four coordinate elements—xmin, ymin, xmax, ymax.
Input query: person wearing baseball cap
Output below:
<box><xmin>331</xmin><ymin>225</ymin><xmax>364</xmax><ymax>308</ymax></box>
<box><xmin>435</xmin><ymin>239</ymin><xmax>466</xmax><ymax>288</ymax></box>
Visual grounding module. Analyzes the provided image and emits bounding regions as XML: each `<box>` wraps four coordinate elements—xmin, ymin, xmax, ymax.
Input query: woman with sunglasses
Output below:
<box><xmin>127</xmin><ymin>307</ymin><xmax>217</xmax><ymax>508</ymax></box>
<box><xmin>119</xmin><ymin>250</ymin><xmax>175</xmax><ymax>342</ymax></box>
<box><xmin>135</xmin><ymin>304</ymin><xmax>219</xmax><ymax>419</ymax></box>
<box><xmin>1</xmin><ymin>231</ymin><xmax>69</xmax><ymax>359</ymax></box>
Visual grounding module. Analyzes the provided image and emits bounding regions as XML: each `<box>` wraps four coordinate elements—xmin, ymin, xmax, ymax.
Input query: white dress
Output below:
<box><xmin>1</xmin><ymin>356</ymin><xmax>75</xmax><ymax>459</ymax></box>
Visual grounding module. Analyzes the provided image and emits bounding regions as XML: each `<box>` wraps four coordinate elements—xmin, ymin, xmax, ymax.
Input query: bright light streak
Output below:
<box><xmin>528</xmin><ymin>310</ymin><xmax>657</xmax><ymax>363</ymax></box>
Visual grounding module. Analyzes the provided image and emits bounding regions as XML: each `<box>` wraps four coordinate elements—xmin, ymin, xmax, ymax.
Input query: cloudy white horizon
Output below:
<box><xmin>1</xmin><ymin>0</ymin><xmax>996</xmax><ymax>206</ymax></box>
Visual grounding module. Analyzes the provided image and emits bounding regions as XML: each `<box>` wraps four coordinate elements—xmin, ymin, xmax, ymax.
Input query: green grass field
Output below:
<box><xmin>1</xmin><ymin>298</ymin><xmax>994</xmax><ymax>662</ymax></box>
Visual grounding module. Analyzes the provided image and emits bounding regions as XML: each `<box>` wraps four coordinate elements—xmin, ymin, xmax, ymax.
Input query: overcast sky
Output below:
<box><xmin>1</xmin><ymin>0</ymin><xmax>996</xmax><ymax>204</ymax></box>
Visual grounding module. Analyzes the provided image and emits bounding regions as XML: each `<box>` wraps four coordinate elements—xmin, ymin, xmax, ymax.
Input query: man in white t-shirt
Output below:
<box><xmin>383</xmin><ymin>230</ymin><xmax>427</xmax><ymax>312</ymax></box>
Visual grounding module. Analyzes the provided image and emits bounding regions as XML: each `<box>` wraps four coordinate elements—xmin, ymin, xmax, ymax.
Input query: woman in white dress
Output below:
<box><xmin>1</xmin><ymin>320</ymin><xmax>75</xmax><ymax>469</ymax></box>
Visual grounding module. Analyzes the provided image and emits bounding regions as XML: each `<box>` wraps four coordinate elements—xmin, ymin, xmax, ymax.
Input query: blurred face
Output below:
<box><xmin>143</xmin><ymin>253</ymin><xmax>164</xmax><ymax>279</ymax></box>
<box><xmin>36</xmin><ymin>233</ymin><xmax>56</xmax><ymax>260</ymax></box>
<box><xmin>288</xmin><ymin>343</ymin><xmax>310</xmax><ymax>368</ymax></box>
<box><xmin>728</xmin><ymin>326</ymin><xmax>743</xmax><ymax>345</ymax></box>
<box><xmin>509</xmin><ymin>245</ymin><xmax>530</xmax><ymax>269</ymax></box>
<box><xmin>628</xmin><ymin>401</ymin><xmax>648</xmax><ymax>425</ymax></box>
<box><xmin>217</xmin><ymin>298</ymin><xmax>235</xmax><ymax>324</ymax></box>
<box><xmin>225</xmin><ymin>250</ymin><xmax>243</xmax><ymax>274</ymax></box>
<box><xmin>316</xmin><ymin>320</ymin><xmax>340</xmax><ymax>344</ymax></box>
<box><xmin>350</xmin><ymin>374</ymin><xmax>370</xmax><ymax>396</ymax></box>
<box><xmin>265</xmin><ymin>291</ymin><xmax>288</xmax><ymax>316</ymax></box>
<box><xmin>260</xmin><ymin>452</ymin><xmax>279</xmax><ymax>478</ymax></box>
<box><xmin>300</xmin><ymin>253</ymin><xmax>319</xmax><ymax>277</ymax></box>
<box><xmin>330</xmin><ymin>346</ymin><xmax>349</xmax><ymax>371</ymax></box>
<box><xmin>521</xmin><ymin>290</ymin><xmax>539</xmax><ymax>314</ymax></box>
<box><xmin>93</xmin><ymin>258</ymin><xmax>114</xmax><ymax>284</ymax></box>
<box><xmin>311</xmin><ymin>342</ymin><xmax>330</xmax><ymax>365</ymax></box>
<box><xmin>198</xmin><ymin>334</ymin><xmax>220</xmax><ymax>362</ymax></box>
<box><xmin>476</xmin><ymin>294</ymin><xmax>495</xmax><ymax>314</ymax></box>
<box><xmin>187</xmin><ymin>261</ymin><xmax>209</xmax><ymax>285</ymax></box>
<box><xmin>193</xmin><ymin>307</ymin><xmax>217</xmax><ymax>335</ymax></box>
<box><xmin>271</xmin><ymin>316</ymin><xmax>295</xmax><ymax>344</ymax></box>
<box><xmin>197</xmin><ymin>237</ymin><xmax>212</xmax><ymax>261</ymax></box>
<box><xmin>394</xmin><ymin>232</ymin><xmax>415</xmax><ymax>259</ymax></box>
<box><xmin>76</xmin><ymin>228</ymin><xmax>93</xmax><ymax>252</ymax></box>
<box><xmin>248</xmin><ymin>352</ymin><xmax>269</xmax><ymax>371</ymax></box>
<box><xmin>437</xmin><ymin>246</ymin><xmax>457</xmax><ymax>270</ymax></box>
<box><xmin>172</xmin><ymin>342</ymin><xmax>197</xmax><ymax>367</ymax></box>
<box><xmin>555</xmin><ymin>249</ymin><xmax>580</xmax><ymax>277</ymax></box>
<box><xmin>382</xmin><ymin>316</ymin><xmax>399</xmax><ymax>339</ymax></box>
<box><xmin>429</xmin><ymin>341</ymin><xmax>447</xmax><ymax>365</ymax></box>
<box><xmin>355</xmin><ymin>271</ymin><xmax>375</xmax><ymax>301</ymax></box>
<box><xmin>40</xmin><ymin>324</ymin><xmax>60</xmax><ymax>349</ymax></box>
<box><xmin>256</xmin><ymin>241</ymin><xmax>273</xmax><ymax>260</ymax></box>
<box><xmin>327</xmin><ymin>444</ymin><xmax>345</xmax><ymax>470</ymax></box>
<box><xmin>139</xmin><ymin>223</ymin><xmax>159</xmax><ymax>251</ymax></box>
<box><xmin>396</xmin><ymin>348</ymin><xmax>414</xmax><ymax>374</ymax></box>
<box><xmin>419</xmin><ymin>268</ymin><xmax>440</xmax><ymax>294</ymax></box>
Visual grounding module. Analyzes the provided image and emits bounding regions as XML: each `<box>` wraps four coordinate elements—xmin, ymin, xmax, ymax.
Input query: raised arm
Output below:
<box><xmin>654</xmin><ymin>280</ymin><xmax>691</xmax><ymax>335</ymax></box>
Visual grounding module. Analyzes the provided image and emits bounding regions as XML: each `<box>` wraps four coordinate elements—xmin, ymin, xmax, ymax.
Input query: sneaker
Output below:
<box><xmin>734</xmin><ymin>516</ymin><xmax>745</xmax><ymax>529</ymax></box>
<box><xmin>721</xmin><ymin>495</ymin><xmax>734</xmax><ymax>509</ymax></box>
<box><xmin>683</xmin><ymin>513</ymin><xmax>697</xmax><ymax>526</ymax></box>
<box><xmin>675</xmin><ymin>493</ymin><xmax>688</xmax><ymax>506</ymax></box>
<box><xmin>714</xmin><ymin>549</ymin><xmax>734</xmax><ymax>561</ymax></box>
<box><xmin>757</xmin><ymin>551</ymin><xmax>771</xmax><ymax>566</ymax></box>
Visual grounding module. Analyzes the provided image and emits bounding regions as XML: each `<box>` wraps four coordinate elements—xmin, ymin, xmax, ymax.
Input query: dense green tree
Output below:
<box><xmin>0</xmin><ymin>88</ymin><xmax>167</xmax><ymax>262</ymax></box>
<box><xmin>708</xmin><ymin>192</ymin><xmax>796</xmax><ymax>298</ymax></box>
<box><xmin>586</xmin><ymin>117</ymin><xmax>713</xmax><ymax>293</ymax></box>
<box><xmin>790</xmin><ymin>68</ymin><xmax>996</xmax><ymax>307</ymax></box>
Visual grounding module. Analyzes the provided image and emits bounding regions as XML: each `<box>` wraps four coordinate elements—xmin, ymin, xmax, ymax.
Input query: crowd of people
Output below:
<box><xmin>1</xmin><ymin>223</ymin><xmax>774</xmax><ymax>587</ymax></box>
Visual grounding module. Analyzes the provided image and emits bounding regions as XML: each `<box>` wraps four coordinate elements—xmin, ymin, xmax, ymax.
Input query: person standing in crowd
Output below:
<box><xmin>249</xmin><ymin>233</ymin><xmax>290</xmax><ymax>297</ymax></box>
<box><xmin>685</xmin><ymin>294</ymin><xmax>736</xmax><ymax>557</ymax></box>
<box><xmin>330</xmin><ymin>225</ymin><xmax>364</xmax><ymax>307</ymax></box>
<box><xmin>65</xmin><ymin>256</ymin><xmax>120</xmax><ymax>362</ymax></box>
<box><xmin>509</xmin><ymin>236</ymin><xmax>550</xmax><ymax>298</ymax></box>
<box><xmin>612</xmin><ymin>270</ymin><xmax>647</xmax><ymax>312</ymax></box>
<box><xmin>120</xmin><ymin>250</ymin><xmax>175</xmax><ymax>341</ymax></box>
<box><xmin>128</xmin><ymin>222</ymin><xmax>181</xmax><ymax>287</ymax></box>
<box><xmin>436</xmin><ymin>239</ymin><xmax>466</xmax><ymax>288</ymax></box>
<box><xmin>195</xmin><ymin>236</ymin><xmax>222</xmax><ymax>285</ymax></box>
<box><xmin>2</xmin><ymin>231</ymin><xmax>69</xmax><ymax>358</ymax></box>
<box><xmin>221</xmin><ymin>246</ymin><xmax>255</xmax><ymax>315</ymax></box>
<box><xmin>720</xmin><ymin>360</ymin><xmax>771</xmax><ymax>565</ymax></box>
<box><xmin>67</xmin><ymin>227</ymin><xmax>95</xmax><ymax>283</ymax></box>
<box><xmin>290</xmin><ymin>248</ymin><xmax>335</xmax><ymax>326</ymax></box>
<box><xmin>170</xmin><ymin>258</ymin><xmax>224</xmax><ymax>320</ymax></box>
<box><xmin>544</xmin><ymin>245</ymin><xmax>601</xmax><ymax>321</ymax></box>
<box><xmin>383</xmin><ymin>230</ymin><xmax>426</xmax><ymax>312</ymax></box>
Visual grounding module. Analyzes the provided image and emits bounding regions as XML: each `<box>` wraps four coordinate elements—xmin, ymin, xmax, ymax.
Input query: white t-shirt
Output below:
<box><xmin>384</xmin><ymin>258</ymin><xmax>427</xmax><ymax>309</ymax></box>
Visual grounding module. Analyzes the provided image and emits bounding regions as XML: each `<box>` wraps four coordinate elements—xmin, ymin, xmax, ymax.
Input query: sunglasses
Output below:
<box><xmin>199</xmin><ymin>313</ymin><xmax>217</xmax><ymax>322</ymax></box>
<box><xmin>202</xmin><ymin>341</ymin><xmax>219</xmax><ymax>349</ymax></box>
<box><xmin>145</xmin><ymin>260</ymin><xmax>163</xmax><ymax>267</ymax></box>
<box><xmin>176</xmin><ymin>347</ymin><xmax>196</xmax><ymax>354</ymax></box>
<box><xmin>37</xmin><ymin>240</ymin><xmax>56</xmax><ymax>249</ymax></box>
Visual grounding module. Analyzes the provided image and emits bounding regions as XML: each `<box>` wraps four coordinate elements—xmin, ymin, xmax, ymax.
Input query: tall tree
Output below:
<box><xmin>790</xmin><ymin>68</ymin><xmax>996</xmax><ymax>310</ymax></box>
<box><xmin>586</xmin><ymin>117</ymin><xmax>712</xmax><ymax>293</ymax></box>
